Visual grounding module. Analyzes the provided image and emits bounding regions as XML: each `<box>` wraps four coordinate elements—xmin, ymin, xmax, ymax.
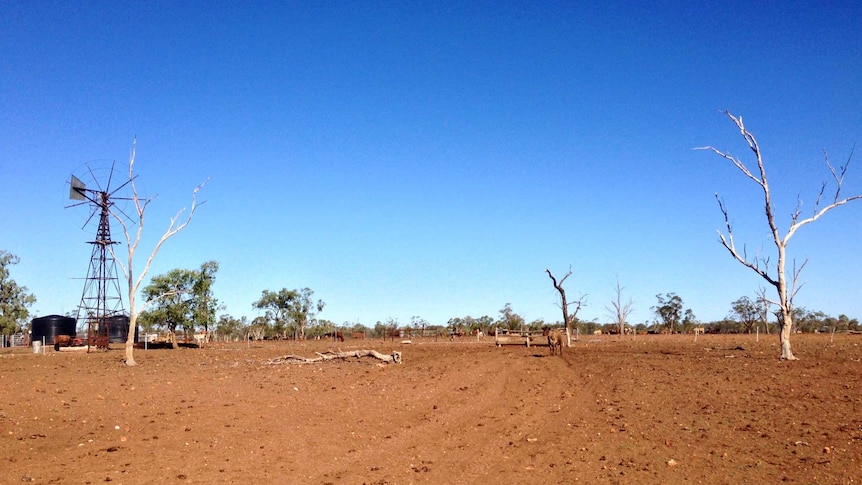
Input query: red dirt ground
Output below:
<box><xmin>2</xmin><ymin>334</ymin><xmax>861</xmax><ymax>484</ymax></box>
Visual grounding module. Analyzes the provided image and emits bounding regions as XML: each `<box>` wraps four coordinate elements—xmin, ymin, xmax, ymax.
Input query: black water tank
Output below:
<box><xmin>31</xmin><ymin>315</ymin><xmax>77</xmax><ymax>344</ymax></box>
<box><xmin>106</xmin><ymin>315</ymin><xmax>138</xmax><ymax>343</ymax></box>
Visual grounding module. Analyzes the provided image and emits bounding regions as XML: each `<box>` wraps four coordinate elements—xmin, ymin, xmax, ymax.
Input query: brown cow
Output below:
<box><xmin>542</xmin><ymin>327</ymin><xmax>563</xmax><ymax>356</ymax></box>
<box><xmin>54</xmin><ymin>335</ymin><xmax>72</xmax><ymax>351</ymax></box>
<box><xmin>324</xmin><ymin>331</ymin><xmax>344</xmax><ymax>342</ymax></box>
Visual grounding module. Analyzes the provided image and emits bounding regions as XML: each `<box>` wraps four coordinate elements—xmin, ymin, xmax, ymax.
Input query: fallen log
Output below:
<box><xmin>264</xmin><ymin>349</ymin><xmax>402</xmax><ymax>365</ymax></box>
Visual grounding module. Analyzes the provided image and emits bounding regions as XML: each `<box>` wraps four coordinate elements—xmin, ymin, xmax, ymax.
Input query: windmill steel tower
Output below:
<box><xmin>68</xmin><ymin>166</ymin><xmax>130</xmax><ymax>351</ymax></box>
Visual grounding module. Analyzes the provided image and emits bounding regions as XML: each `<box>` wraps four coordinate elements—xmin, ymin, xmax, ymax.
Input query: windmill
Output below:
<box><xmin>67</xmin><ymin>163</ymin><xmax>133</xmax><ymax>351</ymax></box>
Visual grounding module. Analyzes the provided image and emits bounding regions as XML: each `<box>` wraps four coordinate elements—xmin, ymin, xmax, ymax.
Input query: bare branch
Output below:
<box><xmin>812</xmin><ymin>181</ymin><xmax>826</xmax><ymax>216</ymax></box>
<box><xmin>791</xmin><ymin>192</ymin><xmax>805</xmax><ymax>226</ymax></box>
<box><xmin>569</xmin><ymin>293</ymin><xmax>587</xmax><ymax>322</ymax></box>
<box><xmin>788</xmin><ymin>257</ymin><xmax>808</xmax><ymax>305</ymax></box>
<box><xmin>755</xmin><ymin>285</ymin><xmax>778</xmax><ymax>307</ymax></box>
<box><xmin>133</xmin><ymin>180</ymin><xmax>208</xmax><ymax>294</ymax></box>
<box><xmin>545</xmin><ymin>267</ymin><xmax>571</xmax><ymax>290</ymax></box>
<box><xmin>825</xmin><ymin>146</ymin><xmax>856</xmax><ymax>204</ymax></box>
<box><xmin>783</xmin><ymin>146</ymin><xmax>862</xmax><ymax>244</ymax></box>
<box><xmin>715</xmin><ymin>194</ymin><xmax>777</xmax><ymax>286</ymax></box>
<box><xmin>695</xmin><ymin>146</ymin><xmax>762</xmax><ymax>186</ymax></box>
<box><xmin>784</xmin><ymin>192</ymin><xmax>862</xmax><ymax>244</ymax></box>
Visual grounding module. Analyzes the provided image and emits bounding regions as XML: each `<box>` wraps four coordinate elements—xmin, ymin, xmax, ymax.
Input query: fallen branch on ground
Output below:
<box><xmin>263</xmin><ymin>349</ymin><xmax>402</xmax><ymax>365</ymax></box>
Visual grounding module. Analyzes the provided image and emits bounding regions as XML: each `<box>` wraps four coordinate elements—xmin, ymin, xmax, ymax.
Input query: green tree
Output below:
<box><xmin>410</xmin><ymin>316</ymin><xmax>428</xmax><ymax>336</ymax></box>
<box><xmin>214</xmin><ymin>314</ymin><xmax>246</xmax><ymax>342</ymax></box>
<box><xmin>191</xmin><ymin>261</ymin><xmax>219</xmax><ymax>336</ymax></box>
<box><xmin>474</xmin><ymin>315</ymin><xmax>494</xmax><ymax>336</ymax></box>
<box><xmin>0</xmin><ymin>251</ymin><xmax>37</xmax><ymax>335</ymax></box>
<box><xmin>140</xmin><ymin>267</ymin><xmax>197</xmax><ymax>348</ymax></box>
<box><xmin>248</xmin><ymin>316</ymin><xmax>269</xmax><ymax>340</ymax></box>
<box><xmin>498</xmin><ymin>303</ymin><xmax>525</xmax><ymax>332</ymax></box>
<box><xmin>447</xmin><ymin>317</ymin><xmax>465</xmax><ymax>335</ymax></box>
<box><xmin>349</xmin><ymin>322</ymin><xmax>369</xmax><ymax>336</ymax></box>
<box><xmin>729</xmin><ymin>296</ymin><xmax>759</xmax><ymax>333</ymax></box>
<box><xmin>253</xmin><ymin>288</ymin><xmax>296</xmax><ymax>338</ymax></box>
<box><xmin>652</xmin><ymin>293</ymin><xmax>684</xmax><ymax>334</ymax></box>
<box><xmin>527</xmin><ymin>319</ymin><xmax>546</xmax><ymax>332</ymax></box>
<box><xmin>682</xmin><ymin>308</ymin><xmax>699</xmax><ymax>334</ymax></box>
<box><xmin>372</xmin><ymin>321</ymin><xmax>388</xmax><ymax>339</ymax></box>
<box><xmin>838</xmin><ymin>314</ymin><xmax>859</xmax><ymax>331</ymax></box>
<box><xmin>791</xmin><ymin>308</ymin><xmax>829</xmax><ymax>333</ymax></box>
<box><xmin>290</xmin><ymin>287</ymin><xmax>325</xmax><ymax>340</ymax></box>
<box><xmin>311</xmin><ymin>319</ymin><xmax>337</xmax><ymax>339</ymax></box>
<box><xmin>253</xmin><ymin>287</ymin><xmax>324</xmax><ymax>339</ymax></box>
<box><xmin>138</xmin><ymin>261</ymin><xmax>218</xmax><ymax>347</ymax></box>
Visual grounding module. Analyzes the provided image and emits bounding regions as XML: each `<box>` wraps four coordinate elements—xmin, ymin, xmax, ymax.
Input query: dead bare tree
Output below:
<box><xmin>109</xmin><ymin>140</ymin><xmax>207</xmax><ymax>366</ymax></box>
<box><xmin>605</xmin><ymin>278</ymin><xmax>634</xmax><ymax>338</ymax></box>
<box><xmin>699</xmin><ymin>111</ymin><xmax>862</xmax><ymax>360</ymax></box>
<box><xmin>755</xmin><ymin>286</ymin><xmax>772</xmax><ymax>335</ymax></box>
<box><xmin>545</xmin><ymin>267</ymin><xmax>586</xmax><ymax>346</ymax></box>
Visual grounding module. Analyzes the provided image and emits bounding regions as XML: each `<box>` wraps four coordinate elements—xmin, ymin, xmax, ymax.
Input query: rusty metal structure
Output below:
<box><xmin>68</xmin><ymin>165</ymin><xmax>130</xmax><ymax>351</ymax></box>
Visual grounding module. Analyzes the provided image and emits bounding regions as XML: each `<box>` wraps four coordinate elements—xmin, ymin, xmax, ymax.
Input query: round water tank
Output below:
<box><xmin>107</xmin><ymin>315</ymin><xmax>138</xmax><ymax>343</ymax></box>
<box><xmin>31</xmin><ymin>315</ymin><xmax>77</xmax><ymax>345</ymax></box>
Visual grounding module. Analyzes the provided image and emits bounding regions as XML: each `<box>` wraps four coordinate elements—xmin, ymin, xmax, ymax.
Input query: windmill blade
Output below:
<box><xmin>106</xmin><ymin>160</ymin><xmax>116</xmax><ymax>193</ymax></box>
<box><xmin>87</xmin><ymin>164</ymin><xmax>104</xmax><ymax>192</ymax></box>
<box><xmin>108</xmin><ymin>173</ymin><xmax>136</xmax><ymax>198</ymax></box>
<box><xmin>81</xmin><ymin>206</ymin><xmax>99</xmax><ymax>230</ymax></box>
<box><xmin>64</xmin><ymin>200</ymin><xmax>91</xmax><ymax>209</ymax></box>
<box><xmin>112</xmin><ymin>204</ymin><xmax>136</xmax><ymax>225</ymax></box>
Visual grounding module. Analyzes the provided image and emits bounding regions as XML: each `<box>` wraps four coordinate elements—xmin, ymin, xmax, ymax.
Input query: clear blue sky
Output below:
<box><xmin>2</xmin><ymin>1</ymin><xmax>860</xmax><ymax>328</ymax></box>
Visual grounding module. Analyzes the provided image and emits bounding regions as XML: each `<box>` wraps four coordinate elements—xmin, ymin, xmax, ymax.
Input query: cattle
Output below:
<box><xmin>542</xmin><ymin>327</ymin><xmax>564</xmax><ymax>356</ymax></box>
<box><xmin>53</xmin><ymin>335</ymin><xmax>72</xmax><ymax>351</ymax></box>
<box><xmin>324</xmin><ymin>331</ymin><xmax>344</xmax><ymax>342</ymax></box>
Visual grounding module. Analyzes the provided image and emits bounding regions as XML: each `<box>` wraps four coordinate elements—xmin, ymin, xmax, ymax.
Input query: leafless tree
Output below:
<box><xmin>109</xmin><ymin>140</ymin><xmax>207</xmax><ymax>366</ymax></box>
<box><xmin>699</xmin><ymin>111</ymin><xmax>862</xmax><ymax>360</ymax></box>
<box><xmin>545</xmin><ymin>267</ymin><xmax>586</xmax><ymax>346</ymax></box>
<box><xmin>755</xmin><ymin>286</ymin><xmax>772</xmax><ymax>335</ymax></box>
<box><xmin>605</xmin><ymin>278</ymin><xmax>634</xmax><ymax>338</ymax></box>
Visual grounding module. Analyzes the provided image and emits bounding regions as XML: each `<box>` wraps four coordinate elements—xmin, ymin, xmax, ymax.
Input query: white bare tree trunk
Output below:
<box><xmin>110</xmin><ymin>140</ymin><xmax>207</xmax><ymax>366</ymax></box>
<box><xmin>700</xmin><ymin>111</ymin><xmax>861</xmax><ymax>360</ymax></box>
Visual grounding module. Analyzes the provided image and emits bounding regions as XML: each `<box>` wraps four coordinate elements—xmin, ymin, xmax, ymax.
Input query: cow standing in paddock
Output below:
<box><xmin>543</xmin><ymin>327</ymin><xmax>564</xmax><ymax>356</ymax></box>
<box><xmin>53</xmin><ymin>335</ymin><xmax>72</xmax><ymax>351</ymax></box>
<box><xmin>325</xmin><ymin>331</ymin><xmax>344</xmax><ymax>342</ymax></box>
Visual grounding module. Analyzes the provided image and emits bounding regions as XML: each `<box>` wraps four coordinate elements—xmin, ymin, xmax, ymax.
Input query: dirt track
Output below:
<box><xmin>2</xmin><ymin>334</ymin><xmax>860</xmax><ymax>484</ymax></box>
